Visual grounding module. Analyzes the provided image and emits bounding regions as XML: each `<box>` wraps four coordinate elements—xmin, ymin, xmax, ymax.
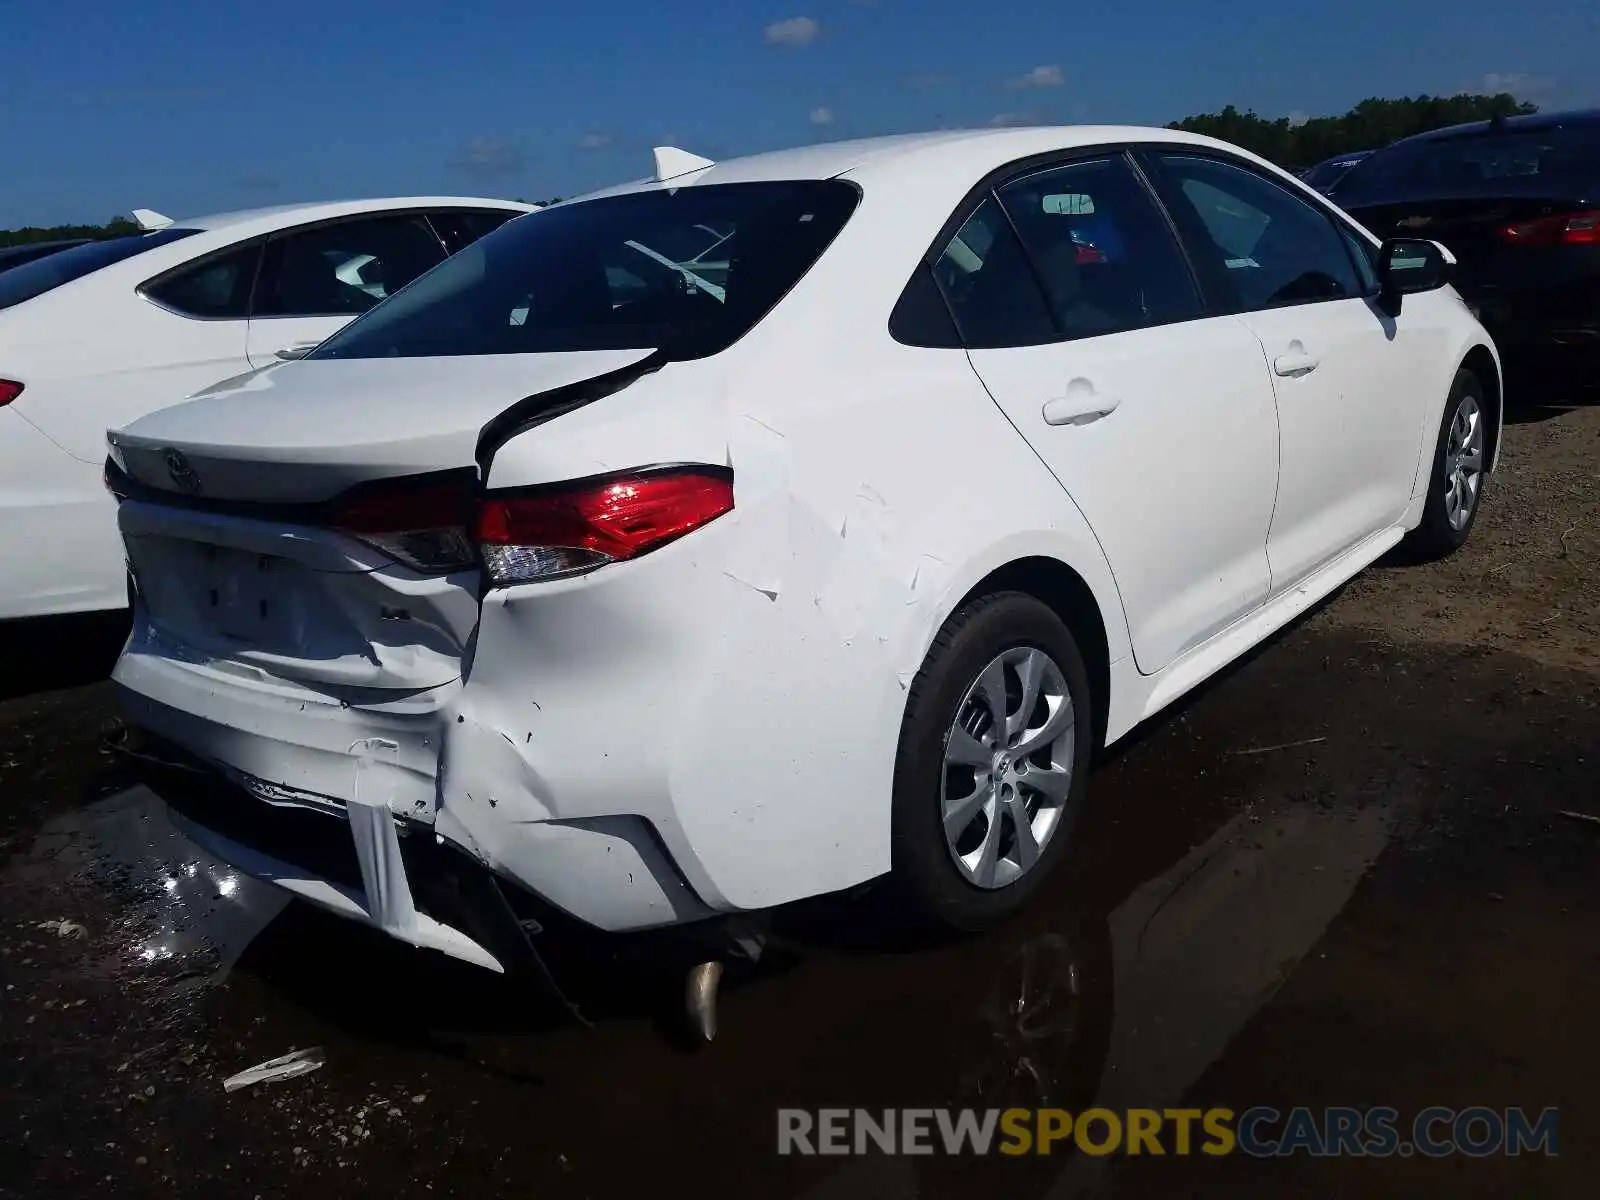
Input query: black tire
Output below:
<box><xmin>1404</xmin><ymin>367</ymin><xmax>1491</xmax><ymax>560</ymax></box>
<box><xmin>889</xmin><ymin>591</ymin><xmax>1093</xmax><ymax>932</ymax></box>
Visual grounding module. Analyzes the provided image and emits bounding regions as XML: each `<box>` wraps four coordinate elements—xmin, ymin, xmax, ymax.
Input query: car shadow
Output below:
<box><xmin>0</xmin><ymin>610</ymin><xmax>130</xmax><ymax>703</ymax></box>
<box><xmin>206</xmin><ymin>579</ymin><xmax>1359</xmax><ymax>1055</ymax></box>
<box><xmin>1502</xmin><ymin>361</ymin><xmax>1597</xmax><ymax>426</ymax></box>
<box><xmin>1090</xmin><ymin>582</ymin><xmax>1350</xmax><ymax>769</ymax></box>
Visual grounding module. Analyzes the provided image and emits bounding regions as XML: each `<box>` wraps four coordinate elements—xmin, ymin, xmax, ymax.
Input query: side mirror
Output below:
<box><xmin>1378</xmin><ymin>237</ymin><xmax>1454</xmax><ymax>313</ymax></box>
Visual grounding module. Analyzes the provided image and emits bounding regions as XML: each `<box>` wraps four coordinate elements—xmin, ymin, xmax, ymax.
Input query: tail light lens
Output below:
<box><xmin>0</xmin><ymin>380</ymin><xmax>23</xmax><ymax>407</ymax></box>
<box><xmin>326</xmin><ymin>466</ymin><xmax>733</xmax><ymax>582</ymax></box>
<box><xmin>474</xmin><ymin>468</ymin><xmax>734</xmax><ymax>585</ymax></box>
<box><xmin>1497</xmin><ymin>211</ymin><xmax>1600</xmax><ymax>246</ymax></box>
<box><xmin>332</xmin><ymin>476</ymin><xmax>477</xmax><ymax>573</ymax></box>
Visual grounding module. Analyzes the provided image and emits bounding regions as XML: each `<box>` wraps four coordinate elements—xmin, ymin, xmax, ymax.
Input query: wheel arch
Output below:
<box><xmin>1459</xmin><ymin>343</ymin><xmax>1503</xmax><ymax>472</ymax></box>
<box><xmin>949</xmin><ymin>556</ymin><xmax>1113</xmax><ymax>753</ymax></box>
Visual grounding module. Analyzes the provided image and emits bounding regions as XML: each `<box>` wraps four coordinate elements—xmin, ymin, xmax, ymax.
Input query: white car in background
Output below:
<box><xmin>0</xmin><ymin>196</ymin><xmax>537</xmax><ymax>619</ymax></box>
<box><xmin>108</xmin><ymin>130</ymin><xmax>1497</xmax><ymax>983</ymax></box>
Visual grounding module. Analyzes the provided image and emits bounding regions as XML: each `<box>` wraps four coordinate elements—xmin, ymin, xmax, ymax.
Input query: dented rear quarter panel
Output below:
<box><xmin>457</xmin><ymin>173</ymin><xmax>1134</xmax><ymax>911</ymax></box>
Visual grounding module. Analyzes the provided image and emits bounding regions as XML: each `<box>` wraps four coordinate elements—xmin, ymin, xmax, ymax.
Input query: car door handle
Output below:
<box><xmin>274</xmin><ymin>342</ymin><xmax>320</xmax><ymax>361</ymax></box>
<box><xmin>1042</xmin><ymin>389</ymin><xmax>1120</xmax><ymax>427</ymax></box>
<box><xmin>1273</xmin><ymin>350</ymin><xmax>1320</xmax><ymax>377</ymax></box>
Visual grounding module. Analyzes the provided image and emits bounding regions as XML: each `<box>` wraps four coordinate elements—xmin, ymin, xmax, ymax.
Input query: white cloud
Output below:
<box><xmin>450</xmin><ymin>136</ymin><xmax>525</xmax><ymax>179</ymax></box>
<box><xmin>575</xmin><ymin>132</ymin><xmax>614</xmax><ymax>151</ymax></box>
<box><xmin>765</xmin><ymin>16</ymin><xmax>821</xmax><ymax>47</ymax></box>
<box><xmin>1287</xmin><ymin>109</ymin><xmax>1311</xmax><ymax>128</ymax></box>
<box><xmin>809</xmin><ymin>105</ymin><xmax>835</xmax><ymax>126</ymax></box>
<box><xmin>1480</xmin><ymin>72</ymin><xmax>1555</xmax><ymax>95</ymax></box>
<box><xmin>988</xmin><ymin>111</ymin><xmax>1040</xmax><ymax>127</ymax></box>
<box><xmin>1008</xmin><ymin>64</ymin><xmax>1065</xmax><ymax>90</ymax></box>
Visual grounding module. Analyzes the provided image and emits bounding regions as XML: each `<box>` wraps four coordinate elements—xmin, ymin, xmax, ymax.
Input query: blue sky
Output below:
<box><xmin>3</xmin><ymin>0</ymin><xmax>1596</xmax><ymax>226</ymax></box>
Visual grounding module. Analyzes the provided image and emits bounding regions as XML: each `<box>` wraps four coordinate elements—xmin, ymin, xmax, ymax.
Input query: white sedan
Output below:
<box><xmin>107</xmin><ymin>129</ymin><xmax>1496</xmax><ymax>978</ymax></box>
<box><xmin>0</xmin><ymin>196</ymin><xmax>537</xmax><ymax>619</ymax></box>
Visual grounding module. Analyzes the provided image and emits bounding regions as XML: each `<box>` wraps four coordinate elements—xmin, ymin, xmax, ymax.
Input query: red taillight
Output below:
<box><xmin>474</xmin><ymin>468</ymin><xmax>734</xmax><ymax>585</ymax></box>
<box><xmin>1074</xmin><ymin>243</ymin><xmax>1106</xmax><ymax>265</ymax></box>
<box><xmin>0</xmin><ymin>380</ymin><xmax>23</xmax><ymax>407</ymax></box>
<box><xmin>1497</xmin><ymin>211</ymin><xmax>1600</xmax><ymax>246</ymax></box>
<box><xmin>331</xmin><ymin>476</ymin><xmax>477</xmax><ymax>573</ymax></box>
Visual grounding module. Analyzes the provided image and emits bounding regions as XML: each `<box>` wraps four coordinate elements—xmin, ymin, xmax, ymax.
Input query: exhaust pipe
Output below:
<box><xmin>686</xmin><ymin>960</ymin><xmax>724</xmax><ymax>1042</ymax></box>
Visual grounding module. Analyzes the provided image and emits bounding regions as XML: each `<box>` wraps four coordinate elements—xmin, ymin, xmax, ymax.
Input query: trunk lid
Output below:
<box><xmin>109</xmin><ymin>349</ymin><xmax>657</xmax><ymax>504</ymax></box>
<box><xmin>112</xmin><ymin>348</ymin><xmax>658</xmax><ymax>696</ymax></box>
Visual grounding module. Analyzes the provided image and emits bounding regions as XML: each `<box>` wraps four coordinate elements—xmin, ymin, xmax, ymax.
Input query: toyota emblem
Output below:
<box><xmin>163</xmin><ymin>448</ymin><xmax>202</xmax><ymax>495</ymax></box>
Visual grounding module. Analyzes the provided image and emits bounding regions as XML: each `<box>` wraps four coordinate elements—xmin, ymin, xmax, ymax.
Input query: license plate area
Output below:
<box><xmin>121</xmin><ymin>502</ymin><xmax>477</xmax><ymax>692</ymax></box>
<box><xmin>135</xmin><ymin>537</ymin><xmax>339</xmax><ymax>659</ymax></box>
<box><xmin>203</xmin><ymin>546</ymin><xmax>283</xmax><ymax>643</ymax></box>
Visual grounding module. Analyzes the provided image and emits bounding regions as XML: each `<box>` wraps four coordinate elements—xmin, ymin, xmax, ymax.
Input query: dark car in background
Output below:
<box><xmin>0</xmin><ymin>239</ymin><xmax>93</xmax><ymax>273</ymax></box>
<box><xmin>1299</xmin><ymin>150</ymin><xmax>1373</xmax><ymax>195</ymax></box>
<box><xmin>1335</xmin><ymin>110</ymin><xmax>1600</xmax><ymax>383</ymax></box>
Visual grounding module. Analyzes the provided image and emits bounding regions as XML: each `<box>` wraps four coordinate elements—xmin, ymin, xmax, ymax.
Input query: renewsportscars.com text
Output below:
<box><xmin>777</xmin><ymin>1106</ymin><xmax>1559</xmax><ymax>1158</ymax></box>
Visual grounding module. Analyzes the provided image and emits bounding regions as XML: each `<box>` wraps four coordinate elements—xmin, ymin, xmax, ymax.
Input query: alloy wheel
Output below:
<box><xmin>1443</xmin><ymin>392</ymin><xmax>1485</xmax><ymax>531</ymax></box>
<box><xmin>941</xmin><ymin>647</ymin><xmax>1076</xmax><ymax>890</ymax></box>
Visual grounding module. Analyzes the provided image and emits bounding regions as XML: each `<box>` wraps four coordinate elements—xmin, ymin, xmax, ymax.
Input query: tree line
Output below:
<box><xmin>0</xmin><ymin>92</ymin><xmax>1542</xmax><ymax>245</ymax></box>
<box><xmin>0</xmin><ymin>215</ymin><xmax>138</xmax><ymax>249</ymax></box>
<box><xmin>1167</xmin><ymin>91</ymin><xmax>1536</xmax><ymax>170</ymax></box>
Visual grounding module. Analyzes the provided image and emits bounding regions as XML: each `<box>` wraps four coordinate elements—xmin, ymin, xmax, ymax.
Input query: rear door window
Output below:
<box><xmin>143</xmin><ymin>243</ymin><xmax>263</xmax><ymax>318</ymax></box>
<box><xmin>996</xmin><ymin>155</ymin><xmax>1202</xmax><ymax>339</ymax></box>
<box><xmin>252</xmin><ymin>215</ymin><xmax>448</xmax><ymax>318</ymax></box>
<box><xmin>932</xmin><ymin>195</ymin><xmax>1059</xmax><ymax>348</ymax></box>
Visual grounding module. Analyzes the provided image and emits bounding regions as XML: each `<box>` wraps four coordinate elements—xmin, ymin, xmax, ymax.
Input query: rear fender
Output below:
<box><xmin>481</xmin><ymin>357</ymin><xmax>732</xmax><ymax>490</ymax></box>
<box><xmin>447</xmin><ymin>339</ymin><xmax>1135</xmax><ymax>912</ymax></box>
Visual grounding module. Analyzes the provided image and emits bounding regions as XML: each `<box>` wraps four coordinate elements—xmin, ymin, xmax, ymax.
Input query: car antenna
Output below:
<box><xmin>131</xmin><ymin>209</ymin><xmax>174</xmax><ymax>231</ymax></box>
<box><xmin>652</xmin><ymin>146</ymin><xmax>716</xmax><ymax>182</ymax></box>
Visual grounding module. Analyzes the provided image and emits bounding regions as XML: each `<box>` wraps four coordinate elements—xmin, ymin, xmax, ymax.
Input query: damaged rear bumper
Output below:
<box><xmin>113</xmin><ymin>637</ymin><xmax>720</xmax><ymax>934</ymax></box>
<box><xmin>114</xmin><ymin>727</ymin><xmax>761</xmax><ymax>1013</ymax></box>
<box><xmin>117</xmin><ymin>728</ymin><xmax>561</xmax><ymax>981</ymax></box>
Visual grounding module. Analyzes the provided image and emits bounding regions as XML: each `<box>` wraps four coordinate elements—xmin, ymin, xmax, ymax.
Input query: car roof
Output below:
<box><xmin>571</xmin><ymin>125</ymin><xmax>1260</xmax><ymax>200</ymax></box>
<box><xmin>1389</xmin><ymin>107</ymin><xmax>1600</xmax><ymax>148</ymax></box>
<box><xmin>177</xmin><ymin>195</ymin><xmax>539</xmax><ymax>235</ymax></box>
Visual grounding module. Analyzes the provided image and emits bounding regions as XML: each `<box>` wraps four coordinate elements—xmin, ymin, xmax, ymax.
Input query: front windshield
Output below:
<box><xmin>309</xmin><ymin>181</ymin><xmax>859</xmax><ymax>361</ymax></box>
<box><xmin>0</xmin><ymin>228</ymin><xmax>200</xmax><ymax>311</ymax></box>
<box><xmin>1301</xmin><ymin>158</ymin><xmax>1360</xmax><ymax>191</ymax></box>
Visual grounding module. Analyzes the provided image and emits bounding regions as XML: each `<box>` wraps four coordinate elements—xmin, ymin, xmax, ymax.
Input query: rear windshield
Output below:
<box><xmin>309</xmin><ymin>181</ymin><xmax>860</xmax><ymax>361</ymax></box>
<box><xmin>0</xmin><ymin>228</ymin><xmax>200</xmax><ymax>311</ymax></box>
<box><xmin>1340</xmin><ymin>125</ymin><xmax>1600</xmax><ymax>195</ymax></box>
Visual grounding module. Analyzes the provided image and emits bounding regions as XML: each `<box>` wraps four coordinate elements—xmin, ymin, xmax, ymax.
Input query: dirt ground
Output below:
<box><xmin>0</xmin><ymin>387</ymin><xmax>1595</xmax><ymax>1199</ymax></box>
